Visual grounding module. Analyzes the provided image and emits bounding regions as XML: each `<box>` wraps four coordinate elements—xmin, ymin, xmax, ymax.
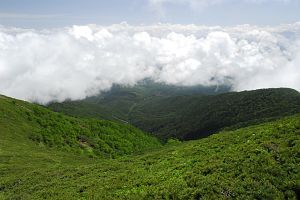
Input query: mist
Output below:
<box><xmin>0</xmin><ymin>23</ymin><xmax>300</xmax><ymax>104</ymax></box>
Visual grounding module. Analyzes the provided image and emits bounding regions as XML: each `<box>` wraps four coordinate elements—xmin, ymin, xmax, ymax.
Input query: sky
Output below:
<box><xmin>0</xmin><ymin>0</ymin><xmax>300</xmax><ymax>104</ymax></box>
<box><xmin>0</xmin><ymin>0</ymin><xmax>299</xmax><ymax>28</ymax></box>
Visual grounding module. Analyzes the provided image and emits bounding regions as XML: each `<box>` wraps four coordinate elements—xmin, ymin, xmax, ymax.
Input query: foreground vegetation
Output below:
<box><xmin>1</xmin><ymin>94</ymin><xmax>300</xmax><ymax>199</ymax></box>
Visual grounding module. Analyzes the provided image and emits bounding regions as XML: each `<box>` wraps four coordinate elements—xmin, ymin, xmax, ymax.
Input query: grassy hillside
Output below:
<box><xmin>1</xmin><ymin>98</ymin><xmax>300</xmax><ymax>199</ymax></box>
<box><xmin>49</xmin><ymin>87</ymin><xmax>300</xmax><ymax>140</ymax></box>
<box><xmin>0</xmin><ymin>95</ymin><xmax>161</xmax><ymax>159</ymax></box>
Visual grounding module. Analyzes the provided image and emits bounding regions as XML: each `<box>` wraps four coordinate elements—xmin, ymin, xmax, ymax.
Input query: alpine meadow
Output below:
<box><xmin>0</xmin><ymin>0</ymin><xmax>300</xmax><ymax>199</ymax></box>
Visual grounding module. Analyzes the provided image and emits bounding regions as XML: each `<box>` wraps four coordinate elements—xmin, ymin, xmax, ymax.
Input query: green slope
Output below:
<box><xmin>0</xmin><ymin>95</ymin><xmax>161</xmax><ymax>159</ymax></box>
<box><xmin>1</xmin><ymin>95</ymin><xmax>300</xmax><ymax>199</ymax></box>
<box><xmin>49</xmin><ymin>87</ymin><xmax>300</xmax><ymax>140</ymax></box>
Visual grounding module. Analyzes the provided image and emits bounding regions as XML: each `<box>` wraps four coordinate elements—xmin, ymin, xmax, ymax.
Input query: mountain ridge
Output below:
<box><xmin>48</xmin><ymin>87</ymin><xmax>300</xmax><ymax>140</ymax></box>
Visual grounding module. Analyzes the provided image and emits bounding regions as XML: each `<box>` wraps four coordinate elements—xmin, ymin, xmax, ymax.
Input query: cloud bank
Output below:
<box><xmin>0</xmin><ymin>23</ymin><xmax>300</xmax><ymax>104</ymax></box>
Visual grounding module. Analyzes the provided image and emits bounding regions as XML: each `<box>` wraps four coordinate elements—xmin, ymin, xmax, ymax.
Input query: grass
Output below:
<box><xmin>0</xmin><ymin>94</ymin><xmax>299</xmax><ymax>199</ymax></box>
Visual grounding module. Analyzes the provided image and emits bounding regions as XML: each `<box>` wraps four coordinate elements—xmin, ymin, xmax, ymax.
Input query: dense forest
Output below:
<box><xmin>48</xmin><ymin>81</ymin><xmax>230</xmax><ymax>121</ymax></box>
<box><xmin>0</xmin><ymin>94</ymin><xmax>299</xmax><ymax>199</ymax></box>
<box><xmin>129</xmin><ymin>88</ymin><xmax>300</xmax><ymax>140</ymax></box>
<box><xmin>49</xmin><ymin>84</ymin><xmax>300</xmax><ymax>140</ymax></box>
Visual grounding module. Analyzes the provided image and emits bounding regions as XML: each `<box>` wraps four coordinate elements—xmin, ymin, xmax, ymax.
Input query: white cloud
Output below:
<box><xmin>0</xmin><ymin>23</ymin><xmax>300</xmax><ymax>104</ymax></box>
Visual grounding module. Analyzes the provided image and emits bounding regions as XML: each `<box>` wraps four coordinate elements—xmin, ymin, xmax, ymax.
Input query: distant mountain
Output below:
<box><xmin>48</xmin><ymin>83</ymin><xmax>300</xmax><ymax>141</ymax></box>
<box><xmin>49</xmin><ymin>80</ymin><xmax>230</xmax><ymax>121</ymax></box>
<box><xmin>129</xmin><ymin>88</ymin><xmax>300</xmax><ymax>140</ymax></box>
